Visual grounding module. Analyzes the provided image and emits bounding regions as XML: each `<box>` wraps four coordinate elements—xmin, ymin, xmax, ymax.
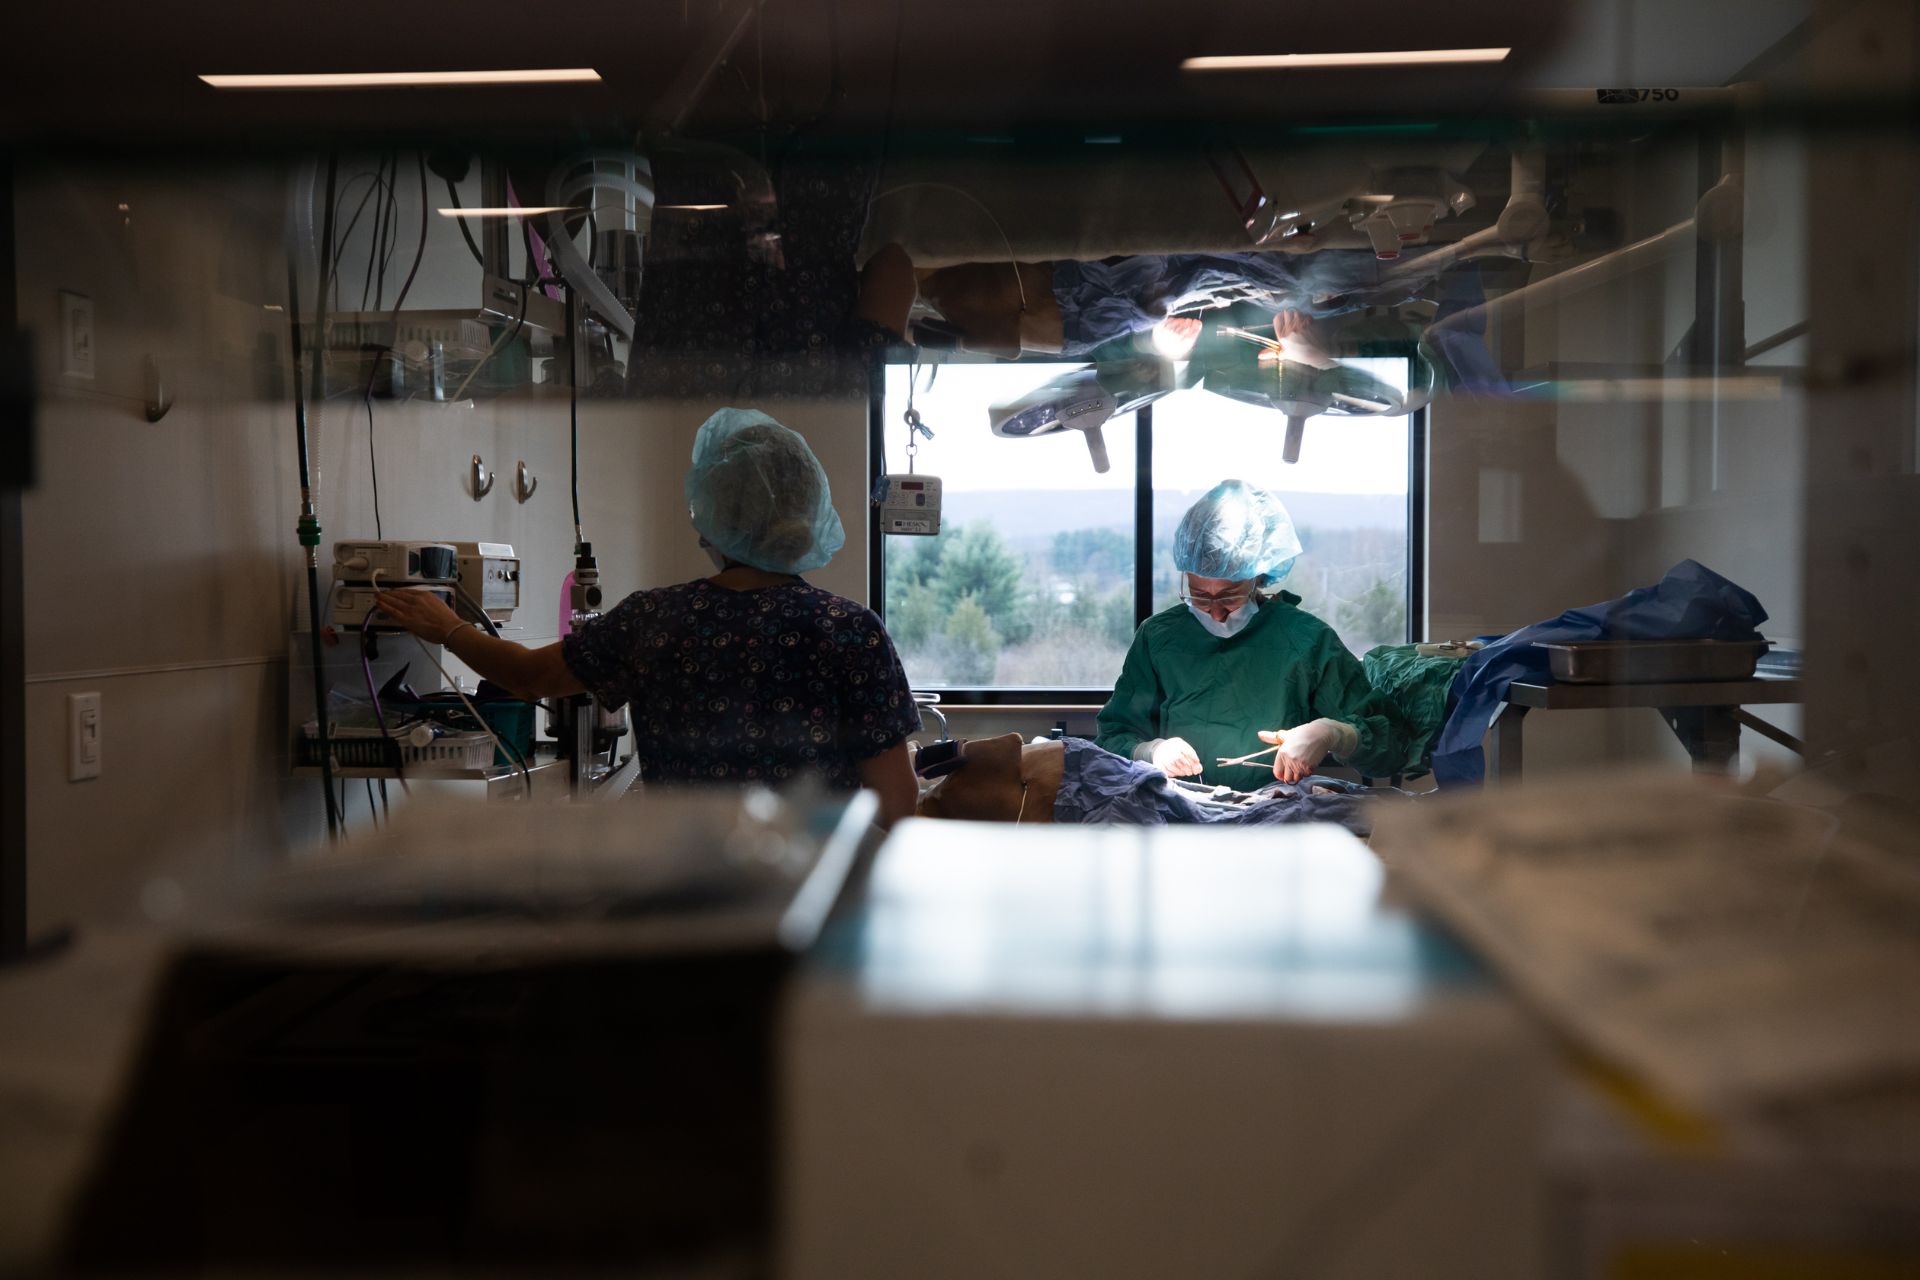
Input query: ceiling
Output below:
<box><xmin>1</xmin><ymin>0</ymin><xmax>1602</xmax><ymax>147</ymax></box>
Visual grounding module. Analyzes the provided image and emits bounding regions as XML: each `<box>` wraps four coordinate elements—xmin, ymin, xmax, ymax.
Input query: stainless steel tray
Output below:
<box><xmin>1535</xmin><ymin>639</ymin><xmax>1767</xmax><ymax>684</ymax></box>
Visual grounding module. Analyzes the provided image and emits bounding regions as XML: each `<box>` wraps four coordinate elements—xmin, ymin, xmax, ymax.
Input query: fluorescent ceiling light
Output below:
<box><xmin>656</xmin><ymin>203</ymin><xmax>729</xmax><ymax>211</ymax></box>
<box><xmin>437</xmin><ymin>206</ymin><xmax>578</xmax><ymax>218</ymax></box>
<box><xmin>199</xmin><ymin>68</ymin><xmax>601</xmax><ymax>90</ymax></box>
<box><xmin>1182</xmin><ymin>48</ymin><xmax>1509</xmax><ymax>71</ymax></box>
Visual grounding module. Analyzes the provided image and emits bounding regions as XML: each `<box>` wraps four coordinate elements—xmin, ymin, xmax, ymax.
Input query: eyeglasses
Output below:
<box><xmin>1180</xmin><ymin>580</ymin><xmax>1256</xmax><ymax>610</ymax></box>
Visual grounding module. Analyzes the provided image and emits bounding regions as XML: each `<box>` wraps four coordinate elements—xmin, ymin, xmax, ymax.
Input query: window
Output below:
<box><xmin>1151</xmin><ymin>357</ymin><xmax>1414</xmax><ymax>656</ymax></box>
<box><xmin>872</xmin><ymin>355</ymin><xmax>1419</xmax><ymax>698</ymax></box>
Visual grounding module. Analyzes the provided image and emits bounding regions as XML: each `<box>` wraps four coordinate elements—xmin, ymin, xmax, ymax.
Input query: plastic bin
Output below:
<box><xmin>421</xmin><ymin>698</ymin><xmax>535</xmax><ymax>768</ymax></box>
<box><xmin>299</xmin><ymin>723</ymin><xmax>496</xmax><ymax>772</ymax></box>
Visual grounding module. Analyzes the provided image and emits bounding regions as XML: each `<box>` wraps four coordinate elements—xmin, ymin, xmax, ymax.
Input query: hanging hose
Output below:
<box><xmin>289</xmin><ymin>157</ymin><xmax>342</xmax><ymax>840</ymax></box>
<box><xmin>567</xmin><ymin>286</ymin><xmax>583</xmax><ymax>549</ymax></box>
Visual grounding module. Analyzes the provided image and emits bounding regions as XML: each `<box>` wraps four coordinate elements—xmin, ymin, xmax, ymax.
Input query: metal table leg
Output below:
<box><xmin>1661</xmin><ymin>705</ymin><xmax>1743</xmax><ymax>773</ymax></box>
<box><xmin>1489</xmin><ymin>703</ymin><xmax>1528</xmax><ymax>782</ymax></box>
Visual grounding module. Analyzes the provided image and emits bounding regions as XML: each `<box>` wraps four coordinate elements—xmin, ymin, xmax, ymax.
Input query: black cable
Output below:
<box><xmin>366</xmin><ymin>398</ymin><xmax>382</xmax><ymax>538</ymax></box>
<box><xmin>364</xmin><ymin>778</ymin><xmax>377</xmax><ymax>825</ymax></box>
<box><xmin>378</xmin><ymin>149</ymin><xmax>401</xmax><ymax>307</ymax></box>
<box><xmin>356</xmin><ymin>611</ymin><xmax>415</xmax><ymax>797</ymax></box>
<box><xmin>446</xmin><ymin>586</ymin><xmax>530</xmax><ymax>796</ymax></box>
<box><xmin>360</xmin><ymin>154</ymin><xmax>385</xmax><ymax>311</ymax></box>
<box><xmin>449</xmin><ymin>592</ymin><xmax>530</xmax><ymax>796</ymax></box>
<box><xmin>378</xmin><ymin>779</ymin><xmax>390</xmax><ymax>820</ymax></box>
<box><xmin>447</xmin><ymin>272</ymin><xmax>546</xmax><ymax>402</ymax></box>
<box><xmin>328</xmin><ymin>171</ymin><xmax>384</xmax><ymax>312</ymax></box>
<box><xmin>406</xmin><ymin>636</ymin><xmax>533</xmax><ymax>798</ymax></box>
<box><xmin>388</xmin><ymin>152</ymin><xmax>429</xmax><ymax>317</ymax></box>
<box><xmin>445</xmin><ymin>176</ymin><xmax>486</xmax><ymax>267</ymax></box>
<box><xmin>451</xmin><ymin>583</ymin><xmax>503</xmax><ymax>638</ymax></box>
<box><xmin>379</xmin><ymin>164</ymin><xmax>402</xmax><ymax>284</ymax></box>
<box><xmin>290</xmin><ymin>156</ymin><xmax>342</xmax><ymax>841</ymax></box>
<box><xmin>359</xmin><ymin>153</ymin><xmax>426</xmax><ymax>537</ymax></box>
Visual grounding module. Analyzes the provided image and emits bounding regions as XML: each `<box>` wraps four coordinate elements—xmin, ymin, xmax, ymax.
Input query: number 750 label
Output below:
<box><xmin>1597</xmin><ymin>88</ymin><xmax>1683</xmax><ymax>104</ymax></box>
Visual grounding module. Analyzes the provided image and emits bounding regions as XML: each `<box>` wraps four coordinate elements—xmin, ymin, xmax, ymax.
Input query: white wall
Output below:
<box><xmin>1424</xmin><ymin>98</ymin><xmax>1815</xmax><ymax>780</ymax></box>
<box><xmin>12</xmin><ymin>162</ymin><xmax>672</xmax><ymax>931</ymax></box>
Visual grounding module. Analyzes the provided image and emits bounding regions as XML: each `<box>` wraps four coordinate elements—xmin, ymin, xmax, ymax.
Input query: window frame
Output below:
<box><xmin>867</xmin><ymin>347</ymin><xmax>1425</xmax><ymax>705</ymax></box>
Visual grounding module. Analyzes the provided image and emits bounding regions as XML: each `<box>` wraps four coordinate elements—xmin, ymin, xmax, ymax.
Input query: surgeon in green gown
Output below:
<box><xmin>1097</xmin><ymin>479</ymin><xmax>1411</xmax><ymax>787</ymax></box>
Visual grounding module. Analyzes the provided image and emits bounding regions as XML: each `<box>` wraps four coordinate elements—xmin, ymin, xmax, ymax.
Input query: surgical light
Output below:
<box><xmin>1181</xmin><ymin>49</ymin><xmax>1510</xmax><ymax>71</ymax></box>
<box><xmin>198</xmin><ymin>69</ymin><xmax>602</xmax><ymax>89</ymax></box>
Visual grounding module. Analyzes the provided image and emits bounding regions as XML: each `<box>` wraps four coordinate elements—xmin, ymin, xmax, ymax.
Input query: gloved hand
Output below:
<box><xmin>1258</xmin><ymin>719</ymin><xmax>1357</xmax><ymax>783</ymax></box>
<box><xmin>1150</xmin><ymin>315</ymin><xmax>1203</xmax><ymax>359</ymax></box>
<box><xmin>1271</xmin><ymin>309</ymin><xmax>1312</xmax><ymax>341</ymax></box>
<box><xmin>1271</xmin><ymin>309</ymin><xmax>1338</xmax><ymax>369</ymax></box>
<box><xmin>1150</xmin><ymin>736</ymin><xmax>1204</xmax><ymax>778</ymax></box>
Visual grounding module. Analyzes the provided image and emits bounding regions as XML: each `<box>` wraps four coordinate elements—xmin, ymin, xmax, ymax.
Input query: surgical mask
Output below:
<box><xmin>698</xmin><ymin>535</ymin><xmax>729</xmax><ymax>573</ymax></box>
<box><xmin>1189</xmin><ymin>597</ymin><xmax>1258</xmax><ymax>639</ymax></box>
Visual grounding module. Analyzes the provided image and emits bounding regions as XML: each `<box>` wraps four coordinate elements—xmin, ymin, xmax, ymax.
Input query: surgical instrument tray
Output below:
<box><xmin>1535</xmin><ymin>639</ymin><xmax>1768</xmax><ymax>684</ymax></box>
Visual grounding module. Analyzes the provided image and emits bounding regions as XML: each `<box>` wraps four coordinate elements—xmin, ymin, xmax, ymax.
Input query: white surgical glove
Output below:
<box><xmin>1258</xmin><ymin>719</ymin><xmax>1358</xmax><ymax>783</ymax></box>
<box><xmin>1150</xmin><ymin>737</ymin><xmax>1204</xmax><ymax>778</ymax></box>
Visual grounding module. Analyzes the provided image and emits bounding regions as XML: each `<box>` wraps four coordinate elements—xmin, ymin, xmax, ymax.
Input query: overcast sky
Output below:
<box><xmin>881</xmin><ymin>358</ymin><xmax>1411</xmax><ymax>497</ymax></box>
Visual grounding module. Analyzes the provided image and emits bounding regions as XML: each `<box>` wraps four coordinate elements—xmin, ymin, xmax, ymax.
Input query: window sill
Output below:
<box><xmin>935</xmin><ymin>702</ymin><xmax>1108</xmax><ymax>714</ymax></box>
<box><xmin>912</xmin><ymin>690</ymin><xmax>1111</xmax><ymax>710</ymax></box>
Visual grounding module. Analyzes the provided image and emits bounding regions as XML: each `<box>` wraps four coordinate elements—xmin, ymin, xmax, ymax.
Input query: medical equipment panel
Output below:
<box><xmin>329</xmin><ymin>582</ymin><xmax>454</xmax><ymax>631</ymax></box>
<box><xmin>452</xmin><ymin>540</ymin><xmax>521</xmax><ymax>621</ymax></box>
<box><xmin>877</xmin><ymin>475</ymin><xmax>943</xmax><ymax>536</ymax></box>
<box><xmin>332</xmin><ymin>540</ymin><xmax>458</xmax><ymax>584</ymax></box>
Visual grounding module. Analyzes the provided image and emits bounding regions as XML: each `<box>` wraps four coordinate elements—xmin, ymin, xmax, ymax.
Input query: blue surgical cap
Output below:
<box><xmin>685</xmin><ymin>408</ymin><xmax>845</xmax><ymax>575</ymax></box>
<box><xmin>1172</xmin><ymin>480</ymin><xmax>1302</xmax><ymax>583</ymax></box>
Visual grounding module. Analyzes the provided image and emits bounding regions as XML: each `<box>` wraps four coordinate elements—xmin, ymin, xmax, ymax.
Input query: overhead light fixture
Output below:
<box><xmin>198</xmin><ymin>68</ymin><xmax>601</xmax><ymax>90</ymax></box>
<box><xmin>655</xmin><ymin>203</ymin><xmax>729</xmax><ymax>211</ymax></box>
<box><xmin>436</xmin><ymin>206</ymin><xmax>578</xmax><ymax>218</ymax></box>
<box><xmin>1182</xmin><ymin>48</ymin><xmax>1510</xmax><ymax>71</ymax></box>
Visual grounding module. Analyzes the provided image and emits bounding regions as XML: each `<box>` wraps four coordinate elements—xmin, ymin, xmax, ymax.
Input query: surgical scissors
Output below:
<box><xmin>1215</xmin><ymin>743</ymin><xmax>1281</xmax><ymax>768</ymax></box>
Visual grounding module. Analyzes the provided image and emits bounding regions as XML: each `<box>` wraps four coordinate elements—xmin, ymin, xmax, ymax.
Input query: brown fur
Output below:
<box><xmin>916</xmin><ymin>734</ymin><xmax>1063</xmax><ymax>824</ymax></box>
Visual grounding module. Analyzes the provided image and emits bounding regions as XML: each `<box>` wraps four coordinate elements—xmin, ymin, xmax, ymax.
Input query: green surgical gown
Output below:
<box><xmin>1096</xmin><ymin>592</ymin><xmax>1412</xmax><ymax>787</ymax></box>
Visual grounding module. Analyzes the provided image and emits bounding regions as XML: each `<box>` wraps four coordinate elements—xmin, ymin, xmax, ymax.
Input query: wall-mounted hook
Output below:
<box><xmin>470</xmin><ymin>454</ymin><xmax>494</xmax><ymax>501</ymax></box>
<box><xmin>513</xmin><ymin>459</ymin><xmax>538</xmax><ymax>503</ymax></box>
<box><xmin>143</xmin><ymin>354</ymin><xmax>172</xmax><ymax>423</ymax></box>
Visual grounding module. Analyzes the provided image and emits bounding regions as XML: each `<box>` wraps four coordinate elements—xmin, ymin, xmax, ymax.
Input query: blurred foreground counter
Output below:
<box><xmin>1545</xmin><ymin>1075</ymin><xmax>1920</xmax><ymax>1280</ymax></box>
<box><xmin>780</xmin><ymin>818</ymin><xmax>1552</xmax><ymax>1280</ymax></box>
<box><xmin>0</xmin><ymin>929</ymin><xmax>177</xmax><ymax>1277</ymax></box>
<box><xmin>1</xmin><ymin>790</ymin><xmax>879</xmax><ymax>1278</ymax></box>
<box><xmin>1369</xmin><ymin>771</ymin><xmax>1920</xmax><ymax>1280</ymax></box>
<box><xmin>4</xmin><ymin>799</ymin><xmax>1914</xmax><ymax>1278</ymax></box>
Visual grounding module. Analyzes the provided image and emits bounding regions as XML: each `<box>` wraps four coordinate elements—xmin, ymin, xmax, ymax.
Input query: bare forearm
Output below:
<box><xmin>441</xmin><ymin>629</ymin><xmax>585</xmax><ymax>700</ymax></box>
<box><xmin>858</xmin><ymin>742</ymin><xmax>918</xmax><ymax>829</ymax></box>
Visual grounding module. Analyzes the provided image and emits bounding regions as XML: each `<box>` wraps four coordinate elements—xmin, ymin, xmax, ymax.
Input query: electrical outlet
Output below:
<box><xmin>59</xmin><ymin>291</ymin><xmax>95</xmax><ymax>380</ymax></box>
<box><xmin>67</xmin><ymin>692</ymin><xmax>101</xmax><ymax>781</ymax></box>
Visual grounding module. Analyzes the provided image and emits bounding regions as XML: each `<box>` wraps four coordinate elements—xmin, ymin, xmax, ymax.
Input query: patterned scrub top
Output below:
<box><xmin>560</xmin><ymin>580</ymin><xmax>922</xmax><ymax>790</ymax></box>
